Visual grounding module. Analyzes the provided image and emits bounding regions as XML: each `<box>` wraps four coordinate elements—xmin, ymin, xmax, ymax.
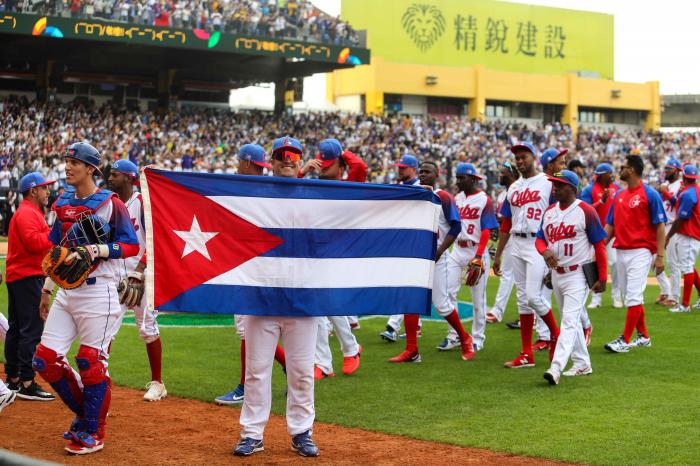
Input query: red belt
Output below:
<box><xmin>458</xmin><ymin>240</ymin><xmax>476</xmax><ymax>248</ymax></box>
<box><xmin>555</xmin><ymin>265</ymin><xmax>579</xmax><ymax>274</ymax></box>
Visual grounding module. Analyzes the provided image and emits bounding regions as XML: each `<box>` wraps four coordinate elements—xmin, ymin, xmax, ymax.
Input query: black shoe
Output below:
<box><xmin>17</xmin><ymin>381</ymin><xmax>55</xmax><ymax>401</ymax></box>
<box><xmin>6</xmin><ymin>379</ymin><xmax>20</xmax><ymax>392</ymax></box>
<box><xmin>506</xmin><ymin>319</ymin><xmax>521</xmax><ymax>330</ymax></box>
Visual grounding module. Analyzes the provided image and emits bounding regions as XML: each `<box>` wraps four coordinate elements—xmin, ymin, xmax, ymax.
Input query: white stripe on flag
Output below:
<box><xmin>205</xmin><ymin>256</ymin><xmax>435</xmax><ymax>289</ymax></box>
<box><xmin>208</xmin><ymin>196</ymin><xmax>439</xmax><ymax>231</ymax></box>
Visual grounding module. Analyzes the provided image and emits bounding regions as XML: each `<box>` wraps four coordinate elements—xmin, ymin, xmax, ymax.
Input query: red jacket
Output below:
<box><xmin>341</xmin><ymin>151</ymin><xmax>367</xmax><ymax>182</ymax></box>
<box><xmin>6</xmin><ymin>199</ymin><xmax>53</xmax><ymax>282</ymax></box>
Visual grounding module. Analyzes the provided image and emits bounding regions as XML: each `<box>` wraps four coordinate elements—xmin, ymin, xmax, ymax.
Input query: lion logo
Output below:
<box><xmin>401</xmin><ymin>4</ymin><xmax>445</xmax><ymax>52</ymax></box>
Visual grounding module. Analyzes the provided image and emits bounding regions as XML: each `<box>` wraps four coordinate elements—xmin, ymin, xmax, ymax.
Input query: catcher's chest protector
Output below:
<box><xmin>53</xmin><ymin>190</ymin><xmax>114</xmax><ymax>240</ymax></box>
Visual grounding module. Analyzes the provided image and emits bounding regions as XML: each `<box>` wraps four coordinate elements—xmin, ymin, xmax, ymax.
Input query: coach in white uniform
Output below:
<box><xmin>656</xmin><ymin>158</ymin><xmax>683</xmax><ymax>306</ymax></box>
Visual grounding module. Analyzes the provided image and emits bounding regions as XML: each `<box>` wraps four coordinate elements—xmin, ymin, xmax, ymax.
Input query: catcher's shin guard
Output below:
<box><xmin>33</xmin><ymin>344</ymin><xmax>84</xmax><ymax>416</ymax></box>
<box><xmin>75</xmin><ymin>346</ymin><xmax>109</xmax><ymax>435</ymax></box>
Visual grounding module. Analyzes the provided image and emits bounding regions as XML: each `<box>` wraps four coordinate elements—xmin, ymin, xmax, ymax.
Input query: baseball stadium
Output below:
<box><xmin>0</xmin><ymin>0</ymin><xmax>699</xmax><ymax>465</ymax></box>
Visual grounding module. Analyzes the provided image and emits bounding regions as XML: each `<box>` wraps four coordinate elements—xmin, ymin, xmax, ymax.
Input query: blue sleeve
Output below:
<box><xmin>500</xmin><ymin>197</ymin><xmax>512</xmax><ymax>218</ymax></box>
<box><xmin>581</xmin><ymin>203</ymin><xmax>607</xmax><ymax>243</ymax></box>
<box><xmin>606</xmin><ymin>190</ymin><xmax>621</xmax><ymax>226</ymax></box>
<box><xmin>644</xmin><ymin>185</ymin><xmax>668</xmax><ymax>225</ymax></box>
<box><xmin>536</xmin><ymin>226</ymin><xmax>546</xmax><ymax>241</ymax></box>
<box><xmin>480</xmin><ymin>196</ymin><xmax>499</xmax><ymax>230</ymax></box>
<box><xmin>438</xmin><ymin>191</ymin><xmax>461</xmax><ymax>237</ymax></box>
<box><xmin>677</xmin><ymin>188</ymin><xmax>698</xmax><ymax>220</ymax></box>
<box><xmin>107</xmin><ymin>198</ymin><xmax>139</xmax><ymax>259</ymax></box>
<box><xmin>48</xmin><ymin>220</ymin><xmax>62</xmax><ymax>245</ymax></box>
<box><xmin>580</xmin><ymin>185</ymin><xmax>593</xmax><ymax>204</ymax></box>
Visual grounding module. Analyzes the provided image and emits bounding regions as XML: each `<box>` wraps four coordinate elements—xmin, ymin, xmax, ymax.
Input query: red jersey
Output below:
<box><xmin>580</xmin><ymin>181</ymin><xmax>620</xmax><ymax>223</ymax></box>
<box><xmin>6</xmin><ymin>199</ymin><xmax>53</xmax><ymax>282</ymax></box>
<box><xmin>606</xmin><ymin>183</ymin><xmax>667</xmax><ymax>253</ymax></box>
<box><xmin>677</xmin><ymin>184</ymin><xmax>700</xmax><ymax>240</ymax></box>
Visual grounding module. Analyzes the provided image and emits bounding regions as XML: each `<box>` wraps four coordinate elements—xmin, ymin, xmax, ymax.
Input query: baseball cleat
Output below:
<box><xmin>659</xmin><ymin>298</ymin><xmax>677</xmax><ymax>307</ymax></box>
<box><xmin>17</xmin><ymin>381</ymin><xmax>55</xmax><ymax>401</ymax></box>
<box><xmin>342</xmin><ymin>345</ymin><xmax>361</xmax><ymax>375</ymax></box>
<box><xmin>693</xmin><ymin>298</ymin><xmax>700</xmax><ymax>310</ymax></box>
<box><xmin>233</xmin><ymin>437</ymin><xmax>264</xmax><ymax>456</ymax></box>
<box><xmin>587</xmin><ymin>300</ymin><xmax>602</xmax><ymax>309</ymax></box>
<box><xmin>460</xmin><ymin>338</ymin><xmax>476</xmax><ymax>361</ymax></box>
<box><xmin>612</xmin><ymin>298</ymin><xmax>623</xmax><ymax>308</ymax></box>
<box><xmin>215</xmin><ymin>384</ymin><xmax>244</xmax><ymax>405</ymax></box>
<box><xmin>504</xmin><ymin>352</ymin><xmax>535</xmax><ymax>368</ymax></box>
<box><xmin>291</xmin><ymin>430</ymin><xmax>320</xmax><ymax>457</ymax></box>
<box><xmin>314</xmin><ymin>366</ymin><xmax>335</xmax><ymax>380</ymax></box>
<box><xmin>0</xmin><ymin>390</ymin><xmax>17</xmax><ymax>413</ymax></box>
<box><xmin>604</xmin><ymin>336</ymin><xmax>630</xmax><ymax>353</ymax></box>
<box><xmin>563</xmin><ymin>366</ymin><xmax>593</xmax><ymax>377</ymax></box>
<box><xmin>398</xmin><ymin>329</ymin><xmax>422</xmax><ymax>339</ymax></box>
<box><xmin>388</xmin><ymin>350</ymin><xmax>422</xmax><ymax>363</ymax></box>
<box><xmin>5</xmin><ymin>379</ymin><xmax>20</xmax><ymax>392</ymax></box>
<box><xmin>350</xmin><ymin>322</ymin><xmax>361</xmax><ymax>331</ymax></box>
<box><xmin>584</xmin><ymin>325</ymin><xmax>593</xmax><ymax>346</ymax></box>
<box><xmin>669</xmin><ymin>304</ymin><xmax>690</xmax><ymax>313</ymax></box>
<box><xmin>436</xmin><ymin>337</ymin><xmax>460</xmax><ymax>351</ymax></box>
<box><xmin>486</xmin><ymin>312</ymin><xmax>499</xmax><ymax>323</ymax></box>
<box><xmin>506</xmin><ymin>319</ymin><xmax>521</xmax><ymax>329</ymax></box>
<box><xmin>543</xmin><ymin>369</ymin><xmax>559</xmax><ymax>385</ymax></box>
<box><xmin>380</xmin><ymin>326</ymin><xmax>398</xmax><ymax>342</ymax></box>
<box><xmin>143</xmin><ymin>381</ymin><xmax>167</xmax><ymax>401</ymax></box>
<box><xmin>655</xmin><ymin>294</ymin><xmax>669</xmax><ymax>305</ymax></box>
<box><xmin>65</xmin><ymin>432</ymin><xmax>104</xmax><ymax>455</ymax></box>
<box><xmin>532</xmin><ymin>340</ymin><xmax>551</xmax><ymax>352</ymax></box>
<box><xmin>628</xmin><ymin>333</ymin><xmax>652</xmax><ymax>348</ymax></box>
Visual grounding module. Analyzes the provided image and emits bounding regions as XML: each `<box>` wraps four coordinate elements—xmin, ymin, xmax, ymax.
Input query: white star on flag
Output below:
<box><xmin>173</xmin><ymin>215</ymin><xmax>219</xmax><ymax>261</ymax></box>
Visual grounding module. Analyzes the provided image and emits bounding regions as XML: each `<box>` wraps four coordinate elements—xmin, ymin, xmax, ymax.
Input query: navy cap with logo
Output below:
<box><xmin>239</xmin><ymin>144</ymin><xmax>272</xmax><ymax>169</ymax></box>
<box><xmin>455</xmin><ymin>162</ymin><xmax>483</xmax><ymax>180</ymax></box>
<box><xmin>510</xmin><ymin>141</ymin><xmax>538</xmax><ymax>156</ymax></box>
<box><xmin>19</xmin><ymin>172</ymin><xmax>54</xmax><ymax>193</ymax></box>
<box><xmin>392</xmin><ymin>154</ymin><xmax>419</xmax><ymax>169</ymax></box>
<box><xmin>271</xmin><ymin>136</ymin><xmax>303</xmax><ymax>154</ymax></box>
<box><xmin>540</xmin><ymin>148</ymin><xmax>569</xmax><ymax>168</ymax></box>
<box><xmin>546</xmin><ymin>170</ymin><xmax>580</xmax><ymax>192</ymax></box>
<box><xmin>111</xmin><ymin>159</ymin><xmax>139</xmax><ymax>178</ymax></box>
<box><xmin>66</xmin><ymin>141</ymin><xmax>101</xmax><ymax>171</ymax></box>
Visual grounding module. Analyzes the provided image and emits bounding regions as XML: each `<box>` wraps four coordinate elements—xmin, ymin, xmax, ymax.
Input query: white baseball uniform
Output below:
<box><xmin>537</xmin><ymin>199</ymin><xmax>606</xmax><ymax>376</ymax></box>
<box><xmin>314</xmin><ymin>316</ymin><xmax>359</xmax><ymax>375</ymax></box>
<box><xmin>662</xmin><ymin>178</ymin><xmax>683</xmax><ymax>302</ymax></box>
<box><xmin>490</xmin><ymin>190</ymin><xmax>514</xmax><ymax>321</ymax></box>
<box><xmin>0</xmin><ymin>312</ymin><xmax>8</xmax><ymax>342</ymax></box>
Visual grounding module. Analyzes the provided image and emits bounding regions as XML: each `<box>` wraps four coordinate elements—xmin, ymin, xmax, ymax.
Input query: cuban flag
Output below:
<box><xmin>141</xmin><ymin>168</ymin><xmax>440</xmax><ymax>317</ymax></box>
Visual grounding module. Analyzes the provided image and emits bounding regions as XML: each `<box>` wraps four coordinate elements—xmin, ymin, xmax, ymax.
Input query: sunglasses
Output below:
<box><xmin>272</xmin><ymin>150</ymin><xmax>301</xmax><ymax>162</ymax></box>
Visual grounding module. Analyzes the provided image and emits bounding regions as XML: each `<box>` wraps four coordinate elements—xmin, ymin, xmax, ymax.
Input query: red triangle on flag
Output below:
<box><xmin>145</xmin><ymin>171</ymin><xmax>283</xmax><ymax>308</ymax></box>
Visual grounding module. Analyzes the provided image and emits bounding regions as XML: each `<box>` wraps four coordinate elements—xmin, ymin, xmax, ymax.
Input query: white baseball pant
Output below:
<box><xmin>511</xmin><ymin>236</ymin><xmax>552</xmax><ymax>317</ymax></box>
<box><xmin>616</xmin><ymin>249</ymin><xmax>654</xmax><ymax>307</ymax></box>
<box><xmin>667</xmin><ymin>234</ymin><xmax>681</xmax><ymax>303</ymax></box>
<box><xmin>548</xmin><ymin>269</ymin><xmax>591</xmax><ymax>375</ymax></box>
<box><xmin>314</xmin><ymin>316</ymin><xmax>359</xmax><ymax>375</ymax></box>
<box><xmin>0</xmin><ymin>379</ymin><xmax>8</xmax><ymax>395</ymax></box>
<box><xmin>589</xmin><ymin>242</ymin><xmax>621</xmax><ymax>306</ymax></box>
<box><xmin>128</xmin><ymin>295</ymin><xmax>160</xmax><ymax>344</ymax></box>
<box><xmin>240</xmin><ymin>316</ymin><xmax>318</xmax><ymax>440</ymax></box>
<box><xmin>676</xmin><ymin>234</ymin><xmax>700</xmax><ymax>275</ymax></box>
<box><xmin>490</xmin><ymin>240</ymin><xmax>514</xmax><ymax>321</ymax></box>
<box><xmin>445</xmin><ymin>245</ymin><xmax>489</xmax><ymax>346</ymax></box>
<box><xmin>235</xmin><ymin>314</ymin><xmax>246</xmax><ymax>339</ymax></box>
<box><xmin>0</xmin><ymin>312</ymin><xmax>8</xmax><ymax>342</ymax></box>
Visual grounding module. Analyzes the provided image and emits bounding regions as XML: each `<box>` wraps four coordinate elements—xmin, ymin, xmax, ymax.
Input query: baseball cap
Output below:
<box><xmin>665</xmin><ymin>158</ymin><xmax>682</xmax><ymax>171</ymax></box>
<box><xmin>683</xmin><ymin>163</ymin><xmax>699</xmax><ymax>179</ymax></box>
<box><xmin>594</xmin><ymin>163</ymin><xmax>613</xmax><ymax>175</ymax></box>
<box><xmin>111</xmin><ymin>159</ymin><xmax>139</xmax><ymax>178</ymax></box>
<box><xmin>510</xmin><ymin>142</ymin><xmax>538</xmax><ymax>156</ymax></box>
<box><xmin>540</xmin><ymin>148</ymin><xmax>568</xmax><ymax>168</ymax></box>
<box><xmin>455</xmin><ymin>163</ymin><xmax>483</xmax><ymax>180</ymax></box>
<box><xmin>546</xmin><ymin>170</ymin><xmax>580</xmax><ymax>192</ymax></box>
<box><xmin>316</xmin><ymin>138</ymin><xmax>343</xmax><ymax>169</ymax></box>
<box><xmin>392</xmin><ymin>154</ymin><xmax>419</xmax><ymax>169</ymax></box>
<box><xmin>239</xmin><ymin>144</ymin><xmax>272</xmax><ymax>169</ymax></box>
<box><xmin>271</xmin><ymin>136</ymin><xmax>303</xmax><ymax>154</ymax></box>
<box><xmin>19</xmin><ymin>172</ymin><xmax>54</xmax><ymax>193</ymax></box>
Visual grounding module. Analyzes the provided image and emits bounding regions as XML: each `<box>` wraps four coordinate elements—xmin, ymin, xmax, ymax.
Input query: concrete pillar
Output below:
<box><xmin>645</xmin><ymin>81</ymin><xmax>661</xmax><ymax>131</ymax></box>
<box><xmin>274</xmin><ymin>78</ymin><xmax>288</xmax><ymax>115</ymax></box>
<box><xmin>364</xmin><ymin>90</ymin><xmax>383</xmax><ymax>115</ymax></box>
<box><xmin>468</xmin><ymin>65</ymin><xmax>485</xmax><ymax>121</ymax></box>
<box><xmin>561</xmin><ymin>73</ymin><xmax>578</xmax><ymax>136</ymax></box>
<box><xmin>156</xmin><ymin>69</ymin><xmax>176</xmax><ymax>113</ymax></box>
<box><xmin>35</xmin><ymin>60</ymin><xmax>54</xmax><ymax>104</ymax></box>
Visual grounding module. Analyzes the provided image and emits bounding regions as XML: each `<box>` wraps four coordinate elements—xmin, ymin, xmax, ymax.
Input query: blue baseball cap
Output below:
<box><xmin>540</xmin><ymin>148</ymin><xmax>568</xmax><ymax>168</ymax></box>
<box><xmin>683</xmin><ymin>163</ymin><xmax>699</xmax><ymax>179</ymax></box>
<box><xmin>392</xmin><ymin>154</ymin><xmax>419</xmax><ymax>169</ymax></box>
<box><xmin>594</xmin><ymin>163</ymin><xmax>614</xmax><ymax>175</ymax></box>
<box><xmin>239</xmin><ymin>144</ymin><xmax>271</xmax><ymax>169</ymax></box>
<box><xmin>510</xmin><ymin>142</ymin><xmax>538</xmax><ymax>156</ymax></box>
<box><xmin>316</xmin><ymin>138</ymin><xmax>343</xmax><ymax>168</ymax></box>
<box><xmin>455</xmin><ymin>163</ymin><xmax>483</xmax><ymax>180</ymax></box>
<box><xmin>19</xmin><ymin>172</ymin><xmax>54</xmax><ymax>193</ymax></box>
<box><xmin>271</xmin><ymin>136</ymin><xmax>303</xmax><ymax>154</ymax></box>
<box><xmin>111</xmin><ymin>159</ymin><xmax>139</xmax><ymax>178</ymax></box>
<box><xmin>666</xmin><ymin>158</ymin><xmax>682</xmax><ymax>171</ymax></box>
<box><xmin>546</xmin><ymin>170</ymin><xmax>580</xmax><ymax>192</ymax></box>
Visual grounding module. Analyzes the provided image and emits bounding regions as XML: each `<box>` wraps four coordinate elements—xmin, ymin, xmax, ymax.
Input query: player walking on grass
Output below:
<box><xmin>389</xmin><ymin>160</ymin><xmax>468</xmax><ymax>363</ymax></box>
<box><xmin>656</xmin><ymin>158</ymin><xmax>684</xmax><ymax>306</ymax></box>
<box><xmin>493</xmin><ymin>142</ymin><xmax>560</xmax><ymax>368</ymax></box>
<box><xmin>33</xmin><ymin>142</ymin><xmax>139</xmax><ymax>455</ymax></box>
<box><xmin>216</xmin><ymin>144</ymin><xmax>286</xmax><ymax>406</ymax></box>
<box><xmin>536</xmin><ymin>171</ymin><xmax>607</xmax><ymax>385</ymax></box>
<box><xmin>665</xmin><ymin>164</ymin><xmax>700</xmax><ymax>313</ymax></box>
<box><xmin>604</xmin><ymin>155</ymin><xmax>667</xmax><ymax>353</ymax></box>
<box><xmin>107</xmin><ymin>160</ymin><xmax>166</xmax><ymax>401</ymax></box>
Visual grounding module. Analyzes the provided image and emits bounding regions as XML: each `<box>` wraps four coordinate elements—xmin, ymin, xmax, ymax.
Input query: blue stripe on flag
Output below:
<box><xmin>150</xmin><ymin>169</ymin><xmax>439</xmax><ymax>203</ymax></box>
<box><xmin>158</xmin><ymin>284</ymin><xmax>433</xmax><ymax>317</ymax></box>
<box><xmin>262</xmin><ymin>228</ymin><xmax>435</xmax><ymax>259</ymax></box>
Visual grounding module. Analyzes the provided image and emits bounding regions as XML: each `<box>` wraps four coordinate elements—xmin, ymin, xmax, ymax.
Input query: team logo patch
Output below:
<box><xmin>545</xmin><ymin>222</ymin><xmax>577</xmax><ymax>241</ymax></box>
<box><xmin>459</xmin><ymin>206</ymin><xmax>480</xmax><ymax>220</ymax></box>
<box><xmin>629</xmin><ymin>195</ymin><xmax>641</xmax><ymax>208</ymax></box>
<box><xmin>511</xmin><ymin>188</ymin><xmax>541</xmax><ymax>207</ymax></box>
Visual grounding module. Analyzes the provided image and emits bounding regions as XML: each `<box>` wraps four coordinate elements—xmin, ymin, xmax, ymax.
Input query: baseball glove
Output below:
<box><xmin>464</xmin><ymin>257</ymin><xmax>484</xmax><ymax>287</ymax></box>
<box><xmin>42</xmin><ymin>246</ymin><xmax>93</xmax><ymax>289</ymax></box>
<box><xmin>118</xmin><ymin>271</ymin><xmax>145</xmax><ymax>307</ymax></box>
<box><xmin>543</xmin><ymin>271</ymin><xmax>553</xmax><ymax>289</ymax></box>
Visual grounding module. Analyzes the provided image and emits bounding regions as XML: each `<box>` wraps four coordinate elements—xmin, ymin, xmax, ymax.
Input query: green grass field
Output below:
<box><xmin>1</xmin><ymin>262</ymin><xmax>699</xmax><ymax>466</ymax></box>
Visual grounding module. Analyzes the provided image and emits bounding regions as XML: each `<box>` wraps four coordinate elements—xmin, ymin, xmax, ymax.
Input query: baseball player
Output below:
<box><xmin>665</xmin><ymin>164</ymin><xmax>700</xmax><ymax>313</ymax></box>
<box><xmin>33</xmin><ymin>142</ymin><xmax>139</xmax><ymax>455</ymax></box>
<box><xmin>388</xmin><ymin>160</ymin><xmax>467</xmax><ymax>363</ymax></box>
<box><xmin>308</xmin><ymin>139</ymin><xmax>363</xmax><ymax>379</ymax></box>
<box><xmin>493</xmin><ymin>142</ymin><xmax>560</xmax><ymax>368</ymax></box>
<box><xmin>380</xmin><ymin>154</ymin><xmax>423</xmax><ymax>342</ymax></box>
<box><xmin>486</xmin><ymin>162</ymin><xmax>519</xmax><ymax>325</ymax></box>
<box><xmin>235</xmin><ymin>137</ymin><xmax>319</xmax><ymax>458</ymax></box>
<box><xmin>581</xmin><ymin>163</ymin><xmax>622</xmax><ymax>309</ymax></box>
<box><xmin>537</xmin><ymin>171</ymin><xmax>607</xmax><ymax>385</ymax></box>
<box><xmin>1</xmin><ymin>275</ymin><xmax>18</xmax><ymax>413</ymax></box>
<box><xmin>604</xmin><ymin>154</ymin><xmax>667</xmax><ymax>353</ymax></box>
<box><xmin>440</xmin><ymin>163</ymin><xmax>498</xmax><ymax>352</ymax></box>
<box><xmin>655</xmin><ymin>158</ymin><xmax>683</xmax><ymax>306</ymax></box>
<box><xmin>216</xmin><ymin>144</ymin><xmax>286</xmax><ymax>406</ymax></box>
<box><xmin>107</xmin><ymin>160</ymin><xmax>166</xmax><ymax>402</ymax></box>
